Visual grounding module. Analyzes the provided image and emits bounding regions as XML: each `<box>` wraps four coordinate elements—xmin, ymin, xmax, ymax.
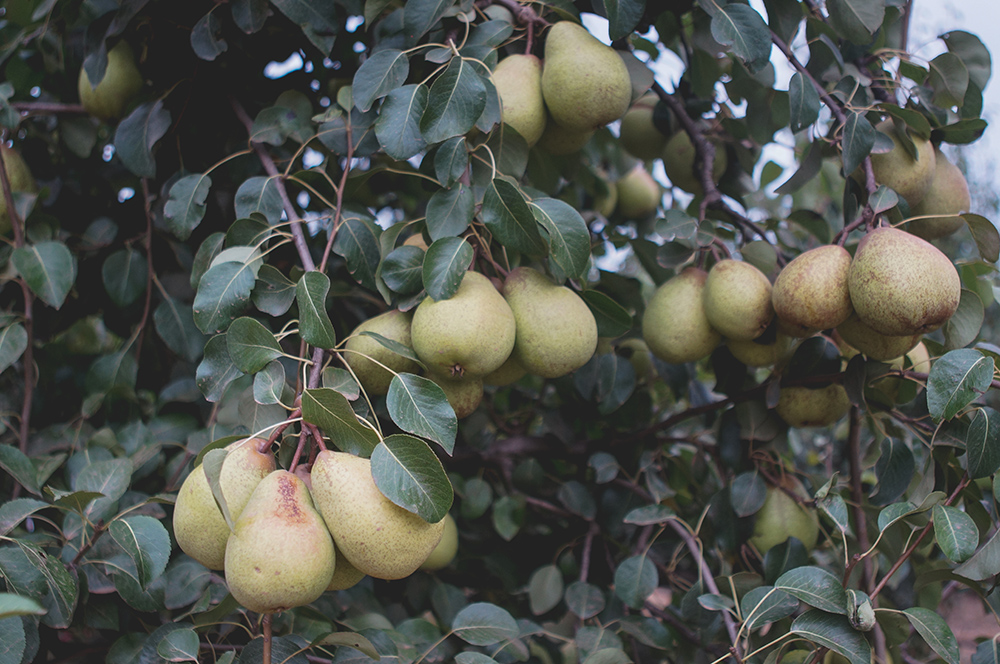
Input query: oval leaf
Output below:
<box><xmin>614</xmin><ymin>554</ymin><xmax>658</xmax><ymax>609</ymax></box>
<box><xmin>775</xmin><ymin>566</ymin><xmax>848</xmax><ymax>615</ymax></box>
<box><xmin>423</xmin><ymin>238</ymin><xmax>473</xmax><ymax>301</ymax></box>
<box><xmin>926</xmin><ymin>349</ymin><xmax>994</xmax><ymax>421</ymax></box>
<box><xmin>790</xmin><ymin>610</ymin><xmax>872</xmax><ymax>664</ymax></box>
<box><xmin>904</xmin><ymin>607</ymin><xmax>960</xmax><ymax>664</ymax></box>
<box><xmin>932</xmin><ymin>504</ymin><xmax>979</xmax><ymax>563</ymax></box>
<box><xmin>296</xmin><ymin>271</ymin><xmax>338</xmax><ymax>349</ymax></box>
<box><xmin>226</xmin><ymin>317</ymin><xmax>282</xmax><ymax>373</ymax></box>
<box><xmin>386</xmin><ymin>373</ymin><xmax>457</xmax><ymax>454</ymax></box>
<box><xmin>370</xmin><ymin>435</ymin><xmax>453</xmax><ymax>523</ymax></box>
<box><xmin>353</xmin><ymin>48</ymin><xmax>409</xmax><ymax>112</ymax></box>
<box><xmin>452</xmin><ymin>602</ymin><xmax>519</xmax><ymax>646</ymax></box>
<box><xmin>12</xmin><ymin>241</ymin><xmax>77</xmax><ymax>310</ymax></box>
<box><xmin>301</xmin><ymin>387</ymin><xmax>380</xmax><ymax>457</ymax></box>
<box><xmin>530</xmin><ymin>198</ymin><xmax>591</xmax><ymax>281</ymax></box>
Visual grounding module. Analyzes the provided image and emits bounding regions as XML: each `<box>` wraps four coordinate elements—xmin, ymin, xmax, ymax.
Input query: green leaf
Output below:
<box><xmin>0</xmin><ymin>498</ymin><xmax>48</xmax><ymax>536</ymax></box>
<box><xmin>234</xmin><ymin>176</ymin><xmax>283</xmax><ymax>225</ymax></box>
<box><xmin>421</xmin><ymin>57</ymin><xmax>488</xmax><ymax>144</ymax></box>
<box><xmin>353</xmin><ymin>49</ymin><xmax>410</xmax><ymax>112</ymax></box>
<box><xmin>196</xmin><ymin>333</ymin><xmax>243</xmax><ymax>402</ymax></box>
<box><xmin>0</xmin><ymin>594</ymin><xmax>44</xmax><ymax>620</ymax></box>
<box><xmin>231</xmin><ymin>0</ymin><xmax>267</xmax><ymax>33</ymax></box>
<box><xmin>434</xmin><ymin>136</ymin><xmax>468</xmax><ymax>188</ymax></box>
<box><xmin>790</xmin><ymin>610</ymin><xmax>871</xmax><ymax>664</ymax></box>
<box><xmin>774</xmin><ymin>566</ymin><xmax>848</xmax><ymax>615</ymax></box>
<box><xmin>841</xmin><ymin>112</ymin><xmax>875</xmax><ymax>176</ymax></box>
<box><xmin>253</xmin><ymin>360</ymin><xmax>286</xmax><ymax>405</ymax></box>
<box><xmin>296</xmin><ymin>271</ymin><xmax>338</xmax><ymax>349</ymax></box>
<box><xmin>482</xmin><ymin>176</ymin><xmax>547</xmax><ymax>256</ymax></box>
<box><xmin>614</xmin><ymin>554</ymin><xmax>658</xmax><ymax>609</ymax></box>
<box><xmin>903</xmin><ymin>607</ymin><xmax>960</xmax><ymax>664</ymax></box>
<box><xmin>0</xmin><ymin>615</ymin><xmax>25</xmax><ymax>663</ymax></box>
<box><xmin>154</xmin><ymin>296</ymin><xmax>206</xmax><ymax>363</ymax></box>
<box><xmin>332</xmin><ymin>214</ymin><xmax>382</xmax><ymax>291</ymax></box>
<box><xmin>870</xmin><ymin>437</ymin><xmax>915</xmax><ymax>506</ymax></box>
<box><xmin>114</xmin><ymin>101</ymin><xmax>171</xmax><ymax>178</ymax></box>
<box><xmin>926</xmin><ymin>349</ymin><xmax>994</xmax><ymax>420</ymax></box>
<box><xmin>730</xmin><ymin>471</ymin><xmax>767</xmax><ymax>517</ymax></box>
<box><xmin>581</xmin><ymin>290</ymin><xmax>633</xmax><ymax>338</ymax></box>
<box><xmin>818</xmin><ymin>493</ymin><xmax>850</xmax><ymax>533</ymax></box>
<box><xmin>191</xmin><ymin>232</ymin><xmax>225</xmax><ymax>290</ymax></box>
<box><xmin>528</xmin><ymin>564</ymin><xmax>564</xmax><ymax>615</ymax></box>
<box><xmin>102</xmin><ymin>248</ymin><xmax>147</xmax><ymax>307</ymax></box>
<box><xmin>226</xmin><ymin>317</ymin><xmax>282</xmax><ymax>373</ymax></box>
<box><xmin>963</xmin><ymin>214</ymin><xmax>1000</xmax><ymax>263</ymax></box>
<box><xmin>565</xmin><ymin>581</ymin><xmax>605</xmax><ymax>620</ymax></box>
<box><xmin>943</xmin><ymin>289</ymin><xmax>984</xmax><ymax>351</ymax></box>
<box><xmin>16</xmin><ymin>540</ymin><xmax>78</xmax><ymax>629</ymax></box>
<box><xmin>967</xmin><ymin>407</ymin><xmax>1000</xmax><ymax>479</ymax></box>
<box><xmin>933</xmin><ymin>504</ymin><xmax>978</xmax><ymax>563</ymax></box>
<box><xmin>157</xmin><ymin>627</ymin><xmax>200</xmax><ymax>662</ymax></box>
<box><xmin>164</xmin><ymin>173</ymin><xmax>212</xmax><ymax>240</ymax></box>
<box><xmin>301</xmin><ymin>387</ymin><xmax>380</xmax><ymax>457</ymax></box>
<box><xmin>423</xmin><ymin>238</ymin><xmax>473</xmax><ymax>301</ymax></box>
<box><xmin>270</xmin><ymin>0</ymin><xmax>339</xmax><ymax>54</ymax></box>
<box><xmin>935</xmin><ymin>118</ymin><xmax>987</xmax><ymax>144</ymax></box>
<box><xmin>382</xmin><ymin>245</ymin><xmax>425</xmax><ymax>294</ymax></box>
<box><xmin>109</xmin><ymin>515</ymin><xmax>171</xmax><ymax>589</ymax></box>
<box><xmin>375</xmin><ymin>84</ymin><xmax>429</xmax><ymax>160</ymax></box>
<box><xmin>928</xmin><ymin>52</ymin><xmax>969</xmax><ymax>108</ymax></box>
<box><xmin>601</xmin><ymin>0</ymin><xmax>645</xmax><ymax>40</ymax></box>
<box><xmin>252</xmin><ymin>264</ymin><xmax>297</xmax><ymax>316</ymax></box>
<box><xmin>710</xmin><ymin>4</ymin><xmax>772</xmax><ymax>72</ymax></box>
<box><xmin>386</xmin><ymin>373</ymin><xmax>457</xmax><ymax>453</ymax></box>
<box><xmin>788</xmin><ymin>72</ymin><xmax>820</xmax><ymax>133</ymax></box>
<box><xmin>0</xmin><ymin>446</ymin><xmax>39</xmax><ymax>496</ymax></box>
<box><xmin>622</xmin><ymin>504</ymin><xmax>676</xmax><ymax>525</ymax></box>
<box><xmin>531</xmin><ymin>198</ymin><xmax>591</xmax><ymax>281</ymax></box>
<box><xmin>455</xmin><ymin>653</ymin><xmax>498</xmax><ymax>664</ymax></box>
<box><xmin>426</xmin><ymin>184</ymin><xmax>474</xmax><ymax>241</ymax></box>
<box><xmin>0</xmin><ymin>323</ymin><xmax>26</xmax><ymax>376</ymax></box>
<box><xmin>190</xmin><ymin>12</ymin><xmax>227</xmax><ymax>61</ymax></box>
<box><xmin>942</xmin><ymin>30</ymin><xmax>992</xmax><ymax>90</ymax></box>
<box><xmin>370</xmin><ymin>435</ymin><xmax>453</xmax><ymax>523</ymax></box>
<box><xmin>740</xmin><ymin>586</ymin><xmax>799</xmax><ymax>631</ymax></box>
<box><xmin>826</xmin><ymin>0</ymin><xmax>885</xmax><ymax>44</ymax></box>
<box><xmin>313</xmin><ymin>632</ymin><xmax>380</xmax><ymax>659</ymax></box>
<box><xmin>452</xmin><ymin>602</ymin><xmax>519</xmax><ymax>646</ymax></box>
<box><xmin>491</xmin><ymin>495</ymin><xmax>525</xmax><ymax>541</ymax></box>
<box><xmin>74</xmin><ymin>458</ymin><xmax>132</xmax><ymax>523</ymax></box>
<box><xmin>12</xmin><ymin>241</ymin><xmax>76</xmax><ymax>309</ymax></box>
<box><xmin>955</xmin><ymin>525</ymin><xmax>1000</xmax><ymax>580</ymax></box>
<box><xmin>192</xmin><ymin>261</ymin><xmax>256</xmax><ymax>334</ymax></box>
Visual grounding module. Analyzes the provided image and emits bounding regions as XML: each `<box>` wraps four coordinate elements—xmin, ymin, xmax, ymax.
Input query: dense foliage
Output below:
<box><xmin>0</xmin><ymin>0</ymin><xmax>997</xmax><ymax>663</ymax></box>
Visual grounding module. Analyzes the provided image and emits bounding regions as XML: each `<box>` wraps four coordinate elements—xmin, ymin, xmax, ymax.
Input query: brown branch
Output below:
<box><xmin>262</xmin><ymin>613</ymin><xmax>272</xmax><ymax>664</ymax></box>
<box><xmin>11</xmin><ymin>102</ymin><xmax>87</xmax><ymax>117</ymax></box>
<box><xmin>844</xmin><ymin>407</ymin><xmax>874</xmax><ymax>590</ymax></box>
<box><xmin>68</xmin><ymin>519</ymin><xmax>107</xmax><ymax>569</ymax></box>
<box><xmin>259</xmin><ymin>408</ymin><xmax>301</xmax><ymax>453</ymax></box>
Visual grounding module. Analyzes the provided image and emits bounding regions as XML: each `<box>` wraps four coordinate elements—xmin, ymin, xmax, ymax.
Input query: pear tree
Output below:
<box><xmin>0</xmin><ymin>1</ymin><xmax>998</xmax><ymax>664</ymax></box>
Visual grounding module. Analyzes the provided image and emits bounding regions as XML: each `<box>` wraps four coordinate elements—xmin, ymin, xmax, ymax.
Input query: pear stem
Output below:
<box><xmin>262</xmin><ymin>613</ymin><xmax>272</xmax><ymax>664</ymax></box>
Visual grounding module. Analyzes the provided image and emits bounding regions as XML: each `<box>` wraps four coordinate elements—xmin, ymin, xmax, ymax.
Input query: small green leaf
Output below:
<box><xmin>967</xmin><ymin>407</ymin><xmax>1000</xmax><ymax>479</ymax></box>
<box><xmin>788</xmin><ymin>72</ymin><xmax>820</xmax><ymax>133</ymax></box>
<box><xmin>926</xmin><ymin>349</ymin><xmax>994</xmax><ymax>420</ymax></box>
<box><xmin>296</xmin><ymin>271</ymin><xmax>338</xmax><ymax>349</ymax></box>
<box><xmin>313</xmin><ymin>632</ymin><xmax>380</xmax><ymax>659</ymax></box>
<box><xmin>114</xmin><ymin>101</ymin><xmax>171</xmax><ymax>178</ymax></box>
<box><xmin>710</xmin><ymin>3</ymin><xmax>772</xmax><ymax>72</ymax></box>
<box><xmin>353</xmin><ymin>48</ymin><xmax>410</xmax><ymax>112</ymax></box>
<box><xmin>565</xmin><ymin>581</ymin><xmax>605</xmax><ymax>619</ymax></box>
<box><xmin>0</xmin><ymin>323</ymin><xmax>27</xmax><ymax>376</ymax></box>
<box><xmin>933</xmin><ymin>504</ymin><xmax>979</xmax><ymax>563</ymax></box>
<box><xmin>730</xmin><ymin>471</ymin><xmax>767</xmax><ymax>517</ymax></box>
<box><xmin>955</xmin><ymin>525</ymin><xmax>1000</xmax><ymax>580</ymax></box>
<box><xmin>154</xmin><ymin>296</ymin><xmax>206</xmax><ymax>363</ymax></box>
<box><xmin>192</xmin><ymin>261</ymin><xmax>256</xmax><ymax>334</ymax></box>
<box><xmin>421</xmin><ymin>57</ymin><xmax>488</xmax><ymax>144</ymax></box>
<box><xmin>529</xmin><ymin>564</ymin><xmax>564</xmax><ymax>615</ymax></box>
<box><xmin>375</xmin><ymin>84</ymin><xmax>429</xmax><ymax>161</ymax></box>
<box><xmin>16</xmin><ymin>541</ymin><xmax>77</xmax><ymax>629</ymax></box>
<box><xmin>381</xmin><ymin>245</ymin><xmax>425</xmax><ymax>295</ymax></box>
<box><xmin>0</xmin><ymin>498</ymin><xmax>48</xmax><ymax>536</ymax></box>
<box><xmin>841</xmin><ymin>112</ymin><xmax>875</xmax><ymax>176</ymax></box>
<box><xmin>12</xmin><ymin>241</ymin><xmax>77</xmax><ymax>309</ymax></box>
<box><xmin>270</xmin><ymin>0</ymin><xmax>338</xmax><ymax>54</ymax></box>
<box><xmin>741</xmin><ymin>586</ymin><xmax>799</xmax><ymax>631</ymax></box>
<box><xmin>386</xmin><ymin>373</ymin><xmax>457</xmax><ymax>454</ymax></box>
<box><xmin>601</xmin><ymin>0</ymin><xmax>645</xmax><ymax>41</ymax></box>
<box><xmin>434</xmin><ymin>136</ymin><xmax>468</xmax><ymax>188</ymax></box>
<box><xmin>614</xmin><ymin>554</ymin><xmax>658</xmax><ymax>609</ymax></box>
<box><xmin>157</xmin><ymin>627</ymin><xmax>200</xmax><ymax>662</ymax></box>
<box><xmin>943</xmin><ymin>289</ymin><xmax>985</xmax><ymax>351</ymax></box>
<box><xmin>301</xmin><ymin>387</ymin><xmax>380</xmax><ymax>457</ymax></box>
<box><xmin>774</xmin><ymin>566</ymin><xmax>848</xmax><ymax>615</ymax></box>
<box><xmin>252</xmin><ymin>264</ymin><xmax>297</xmax><ymax>316</ymax></box>
<box><xmin>164</xmin><ymin>173</ymin><xmax>212</xmax><ymax>240</ymax></box>
<box><xmin>482</xmin><ymin>176</ymin><xmax>547</xmax><ymax>256</ymax></box>
<box><xmin>963</xmin><ymin>213</ymin><xmax>1000</xmax><ymax>263</ymax></box>
<box><xmin>371</xmin><ymin>435</ymin><xmax>453</xmax><ymax>523</ymax></box>
<box><xmin>903</xmin><ymin>607</ymin><xmax>960</xmax><ymax>664</ymax></box>
<box><xmin>790</xmin><ymin>610</ymin><xmax>871</xmax><ymax>664</ymax></box>
<box><xmin>403</xmin><ymin>0</ymin><xmax>453</xmax><ymax>43</ymax></box>
<box><xmin>942</xmin><ymin>30</ymin><xmax>991</xmax><ymax>90</ymax></box>
<box><xmin>226</xmin><ymin>317</ymin><xmax>282</xmax><ymax>373</ymax></box>
<box><xmin>0</xmin><ymin>593</ymin><xmax>45</xmax><ymax>620</ymax></box>
<box><xmin>622</xmin><ymin>504</ymin><xmax>676</xmax><ymax>525</ymax></box>
<box><xmin>234</xmin><ymin>176</ymin><xmax>283</xmax><ymax>225</ymax></box>
<box><xmin>109</xmin><ymin>515</ymin><xmax>171</xmax><ymax>589</ymax></box>
<box><xmin>826</xmin><ymin>0</ymin><xmax>885</xmax><ymax>44</ymax></box>
<box><xmin>190</xmin><ymin>12</ymin><xmax>227</xmax><ymax>61</ymax></box>
<box><xmin>870</xmin><ymin>437</ymin><xmax>915</xmax><ymax>506</ymax></box>
<box><xmin>102</xmin><ymin>248</ymin><xmax>147</xmax><ymax>307</ymax></box>
<box><xmin>0</xmin><ymin>445</ymin><xmax>39</xmax><ymax>496</ymax></box>
<box><xmin>452</xmin><ymin>602</ymin><xmax>519</xmax><ymax>646</ymax></box>
<box><xmin>333</xmin><ymin>214</ymin><xmax>382</xmax><ymax>291</ymax></box>
<box><xmin>426</xmin><ymin>184</ymin><xmax>474</xmax><ymax>241</ymax></box>
<box><xmin>196</xmin><ymin>334</ymin><xmax>243</xmax><ymax>402</ymax></box>
<box><xmin>928</xmin><ymin>52</ymin><xmax>969</xmax><ymax>108</ymax></box>
<box><xmin>423</xmin><ymin>238</ymin><xmax>473</xmax><ymax>301</ymax></box>
<box><xmin>580</xmin><ymin>290</ymin><xmax>633</xmax><ymax>338</ymax></box>
<box><xmin>530</xmin><ymin>198</ymin><xmax>592</xmax><ymax>281</ymax></box>
<box><xmin>253</xmin><ymin>360</ymin><xmax>286</xmax><ymax>405</ymax></box>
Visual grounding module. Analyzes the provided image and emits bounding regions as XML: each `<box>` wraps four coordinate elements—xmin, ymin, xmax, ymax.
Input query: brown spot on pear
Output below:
<box><xmin>772</xmin><ymin>245</ymin><xmax>853</xmax><ymax>337</ymax></box>
<box><xmin>642</xmin><ymin>267</ymin><xmax>721</xmax><ymax>364</ymax></box>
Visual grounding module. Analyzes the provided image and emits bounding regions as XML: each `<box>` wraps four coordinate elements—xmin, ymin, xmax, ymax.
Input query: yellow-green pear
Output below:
<box><xmin>727</xmin><ymin>332</ymin><xmax>793</xmax><ymax>367</ymax></box>
<box><xmin>311</xmin><ymin>451</ymin><xmax>445</xmax><ymax>580</ymax></box>
<box><xmin>703</xmin><ymin>260</ymin><xmax>774</xmax><ymax>341</ymax></box>
<box><xmin>642</xmin><ymin>267</ymin><xmax>721</xmax><ymax>364</ymax></box>
<box><xmin>345</xmin><ymin>310</ymin><xmax>420</xmax><ymax>396</ymax></box>
<box><xmin>906</xmin><ymin>148</ymin><xmax>970</xmax><ymax>240</ymax></box>
<box><xmin>224</xmin><ymin>470</ymin><xmax>335</xmax><ymax>613</ymax></box>
<box><xmin>775</xmin><ymin>383</ymin><xmax>851</xmax><ymax>429</ymax></box>
<box><xmin>750</xmin><ymin>480</ymin><xmax>819</xmax><ymax>554</ymax></box>
<box><xmin>327</xmin><ymin>543</ymin><xmax>366</xmax><ymax>591</ymax></box>
<box><xmin>411</xmin><ymin>270</ymin><xmax>516</xmax><ymax>378</ymax></box>
<box><xmin>618</xmin><ymin>338</ymin><xmax>656</xmax><ymax>383</ymax></box>
<box><xmin>0</xmin><ymin>145</ymin><xmax>36</xmax><ymax>236</ymax></box>
<box><xmin>172</xmin><ymin>438</ymin><xmax>275</xmax><ymax>570</ymax></box>
<box><xmin>615</xmin><ymin>165</ymin><xmax>661</xmax><ymax>219</ymax></box>
<box><xmin>868</xmin><ymin>120</ymin><xmax>936</xmax><ymax>207</ymax></box>
<box><xmin>870</xmin><ymin>341</ymin><xmax>932</xmax><ymax>403</ymax></box>
<box><xmin>847</xmin><ymin>226</ymin><xmax>960</xmax><ymax>336</ymax></box>
<box><xmin>662</xmin><ymin>131</ymin><xmax>727</xmax><ymax>195</ymax></box>
<box><xmin>493</xmin><ymin>54</ymin><xmax>547</xmax><ymax>147</ymax></box>
<box><xmin>771</xmin><ymin>245</ymin><xmax>853</xmax><ymax>337</ymax></box>
<box><xmin>541</xmin><ymin>22</ymin><xmax>632</xmax><ymax>132</ymax></box>
<box><xmin>483</xmin><ymin>354</ymin><xmax>528</xmax><ymax>386</ymax></box>
<box><xmin>78</xmin><ymin>41</ymin><xmax>143</xmax><ymax>121</ymax></box>
<box><xmin>536</xmin><ymin>116</ymin><xmax>594</xmax><ymax>155</ymax></box>
<box><xmin>421</xmin><ymin>513</ymin><xmax>458</xmax><ymax>570</ymax></box>
<box><xmin>836</xmin><ymin>313</ymin><xmax>921</xmax><ymax>362</ymax></box>
<box><xmin>428</xmin><ymin>372</ymin><xmax>483</xmax><ymax>419</ymax></box>
<box><xmin>502</xmin><ymin>267</ymin><xmax>598</xmax><ymax>378</ymax></box>
<box><xmin>619</xmin><ymin>94</ymin><xmax>669</xmax><ymax>161</ymax></box>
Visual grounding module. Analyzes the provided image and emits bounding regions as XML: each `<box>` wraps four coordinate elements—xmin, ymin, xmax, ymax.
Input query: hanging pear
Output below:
<box><xmin>642</xmin><ymin>267</ymin><xmax>721</xmax><ymax>364</ymax></box>
<box><xmin>493</xmin><ymin>54</ymin><xmax>547</xmax><ymax>146</ymax></box>
<box><xmin>344</xmin><ymin>310</ymin><xmax>420</xmax><ymax>396</ymax></box>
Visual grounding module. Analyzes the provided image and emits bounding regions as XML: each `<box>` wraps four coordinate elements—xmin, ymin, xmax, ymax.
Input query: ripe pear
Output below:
<box><xmin>847</xmin><ymin>226</ymin><xmax>960</xmax><ymax>336</ymax></box>
<box><xmin>502</xmin><ymin>267</ymin><xmax>598</xmax><ymax>378</ymax></box>
<box><xmin>836</xmin><ymin>313</ymin><xmax>921</xmax><ymax>361</ymax></box>
<box><xmin>642</xmin><ymin>268</ymin><xmax>721</xmax><ymax>364</ymax></box>
<box><xmin>224</xmin><ymin>470</ymin><xmax>335</xmax><ymax>613</ymax></box>
<box><xmin>311</xmin><ymin>450</ymin><xmax>445</xmax><ymax>580</ymax></box>
<box><xmin>411</xmin><ymin>270</ymin><xmax>516</xmax><ymax>378</ymax></box>
<box><xmin>345</xmin><ymin>310</ymin><xmax>421</xmax><ymax>396</ymax></box>
<box><xmin>703</xmin><ymin>260</ymin><xmax>774</xmax><ymax>341</ymax></box>
<box><xmin>172</xmin><ymin>438</ymin><xmax>275</xmax><ymax>570</ymax></box>
<box><xmin>78</xmin><ymin>41</ymin><xmax>143</xmax><ymax>121</ymax></box>
<box><xmin>536</xmin><ymin>115</ymin><xmax>593</xmax><ymax>155</ymax></box>
<box><xmin>493</xmin><ymin>54</ymin><xmax>546</xmax><ymax>147</ymax></box>
<box><xmin>772</xmin><ymin>245</ymin><xmax>853</xmax><ymax>337</ymax></box>
<box><xmin>662</xmin><ymin>131</ymin><xmax>727</xmax><ymax>195</ymax></box>
<box><xmin>775</xmin><ymin>383</ymin><xmax>851</xmax><ymax>428</ymax></box>
<box><xmin>619</xmin><ymin>94</ymin><xmax>669</xmax><ymax>161</ymax></box>
<box><xmin>906</xmin><ymin>148</ymin><xmax>970</xmax><ymax>240</ymax></box>
<box><xmin>0</xmin><ymin>145</ymin><xmax>36</xmax><ymax>236</ymax></box>
<box><xmin>619</xmin><ymin>338</ymin><xmax>656</xmax><ymax>383</ymax></box>
<box><xmin>868</xmin><ymin>120</ymin><xmax>936</xmax><ymax>207</ymax></box>
<box><xmin>327</xmin><ymin>543</ymin><xmax>366</xmax><ymax>591</ymax></box>
<box><xmin>615</xmin><ymin>165</ymin><xmax>661</xmax><ymax>219</ymax></box>
<box><xmin>541</xmin><ymin>21</ymin><xmax>632</xmax><ymax>132</ymax></box>
<box><xmin>421</xmin><ymin>513</ymin><xmax>459</xmax><ymax>570</ymax></box>
<box><xmin>727</xmin><ymin>331</ymin><xmax>793</xmax><ymax>368</ymax></box>
<box><xmin>483</xmin><ymin>354</ymin><xmax>528</xmax><ymax>386</ymax></box>
<box><xmin>428</xmin><ymin>372</ymin><xmax>483</xmax><ymax>419</ymax></box>
<box><xmin>750</xmin><ymin>481</ymin><xmax>819</xmax><ymax>554</ymax></box>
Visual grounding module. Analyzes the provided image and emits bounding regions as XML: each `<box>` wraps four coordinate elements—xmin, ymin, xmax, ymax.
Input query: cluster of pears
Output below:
<box><xmin>78</xmin><ymin>41</ymin><xmax>144</xmax><ymax>121</ymax></box>
<box><xmin>642</xmin><ymin>225</ymin><xmax>960</xmax><ymax>428</ymax></box>
<box><xmin>491</xmin><ymin>21</ymin><xmax>632</xmax><ymax>154</ymax></box>
<box><xmin>173</xmin><ymin>439</ymin><xmax>456</xmax><ymax>614</ymax></box>
<box><xmin>345</xmin><ymin>268</ymin><xmax>598</xmax><ymax>417</ymax></box>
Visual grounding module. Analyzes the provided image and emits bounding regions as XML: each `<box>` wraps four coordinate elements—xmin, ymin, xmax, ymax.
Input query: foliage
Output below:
<box><xmin>0</xmin><ymin>0</ymin><xmax>997</xmax><ymax>663</ymax></box>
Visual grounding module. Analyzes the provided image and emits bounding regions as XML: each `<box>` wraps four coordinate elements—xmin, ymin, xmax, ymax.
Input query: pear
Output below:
<box><xmin>0</xmin><ymin>145</ymin><xmax>36</xmax><ymax>236</ymax></box>
<box><xmin>642</xmin><ymin>267</ymin><xmax>721</xmax><ymax>364</ymax></box>
<box><xmin>727</xmin><ymin>331</ymin><xmax>793</xmax><ymax>368</ymax></box>
<box><xmin>541</xmin><ymin>21</ymin><xmax>632</xmax><ymax>132</ymax></box>
<box><xmin>750</xmin><ymin>481</ymin><xmax>819</xmax><ymax>554</ymax></box>
<box><xmin>771</xmin><ymin>245</ymin><xmax>853</xmax><ymax>337</ymax></box>
<box><xmin>836</xmin><ymin>313</ymin><xmax>921</xmax><ymax>361</ymax></box>
<box><xmin>483</xmin><ymin>354</ymin><xmax>528</xmax><ymax>386</ymax></box>
<box><xmin>327</xmin><ymin>543</ymin><xmax>366</xmax><ymax>591</ymax></box>
<box><xmin>619</xmin><ymin>93</ymin><xmax>669</xmax><ymax>161</ymax></box>
<box><xmin>502</xmin><ymin>267</ymin><xmax>598</xmax><ymax>378</ymax></box>
<box><xmin>662</xmin><ymin>131</ymin><xmax>727</xmax><ymax>195</ymax></box>
<box><xmin>870</xmin><ymin>340</ymin><xmax>932</xmax><ymax>403</ymax></box>
<box><xmin>345</xmin><ymin>310</ymin><xmax>421</xmax><ymax>396</ymax></box>
<box><xmin>311</xmin><ymin>450</ymin><xmax>445</xmax><ymax>580</ymax></box>
<box><xmin>775</xmin><ymin>383</ymin><xmax>851</xmax><ymax>428</ymax></box>
<box><xmin>493</xmin><ymin>54</ymin><xmax>546</xmax><ymax>147</ymax></box>
<box><xmin>906</xmin><ymin>148</ymin><xmax>970</xmax><ymax>240</ymax></box>
<box><xmin>618</xmin><ymin>338</ymin><xmax>656</xmax><ymax>383</ymax></box>
<box><xmin>702</xmin><ymin>260</ymin><xmax>773</xmax><ymax>341</ymax></box>
<box><xmin>421</xmin><ymin>513</ymin><xmax>459</xmax><ymax>570</ymax></box>
<box><xmin>411</xmin><ymin>270</ymin><xmax>516</xmax><ymax>378</ymax></box>
<box><xmin>224</xmin><ymin>470</ymin><xmax>335</xmax><ymax>613</ymax></box>
<box><xmin>615</xmin><ymin>165</ymin><xmax>661</xmax><ymax>219</ymax></box>
<box><xmin>536</xmin><ymin>115</ymin><xmax>593</xmax><ymax>155</ymax></box>
<box><xmin>868</xmin><ymin>120</ymin><xmax>936</xmax><ymax>207</ymax></box>
<box><xmin>427</xmin><ymin>372</ymin><xmax>483</xmax><ymax>418</ymax></box>
<box><xmin>847</xmin><ymin>226</ymin><xmax>960</xmax><ymax>336</ymax></box>
<box><xmin>78</xmin><ymin>41</ymin><xmax>144</xmax><ymax>121</ymax></box>
<box><xmin>172</xmin><ymin>438</ymin><xmax>275</xmax><ymax>570</ymax></box>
